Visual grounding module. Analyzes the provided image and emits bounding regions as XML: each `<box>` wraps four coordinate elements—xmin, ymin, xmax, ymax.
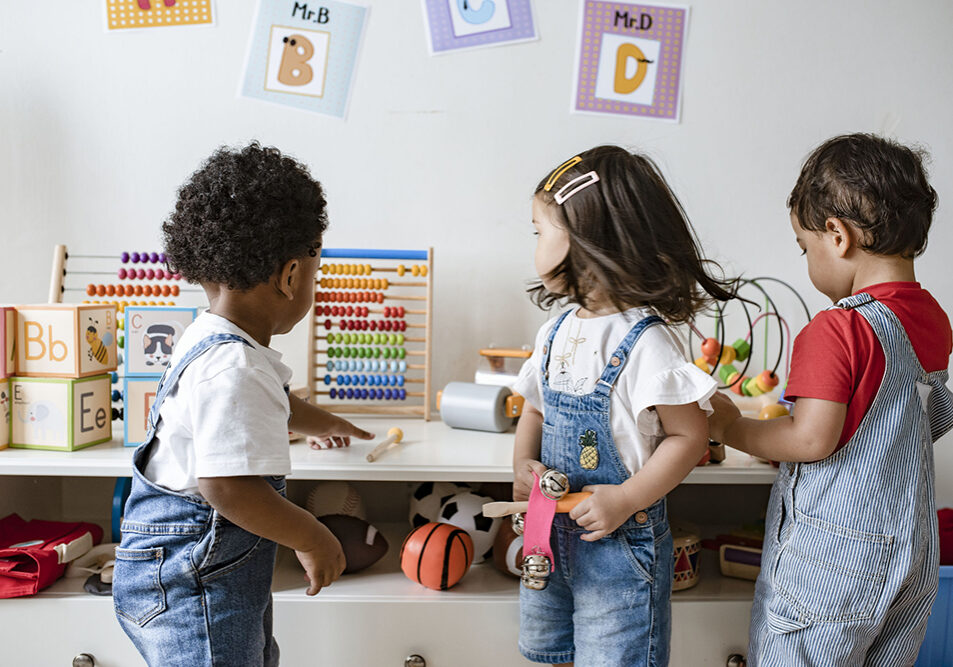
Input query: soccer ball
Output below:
<box><xmin>408</xmin><ymin>481</ymin><xmax>469</xmax><ymax>529</ymax></box>
<box><xmin>438</xmin><ymin>490</ymin><xmax>500</xmax><ymax>564</ymax></box>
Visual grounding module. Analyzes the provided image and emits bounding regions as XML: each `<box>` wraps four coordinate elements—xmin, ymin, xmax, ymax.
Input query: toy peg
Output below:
<box><xmin>481</xmin><ymin>492</ymin><xmax>592</xmax><ymax>518</ymax></box>
<box><xmin>365</xmin><ymin>427</ymin><xmax>404</xmax><ymax>462</ymax></box>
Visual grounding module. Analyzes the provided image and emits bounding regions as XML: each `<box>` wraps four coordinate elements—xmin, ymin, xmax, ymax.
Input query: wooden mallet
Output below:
<box><xmin>481</xmin><ymin>492</ymin><xmax>592</xmax><ymax>518</ymax></box>
<box><xmin>366</xmin><ymin>427</ymin><xmax>404</xmax><ymax>462</ymax></box>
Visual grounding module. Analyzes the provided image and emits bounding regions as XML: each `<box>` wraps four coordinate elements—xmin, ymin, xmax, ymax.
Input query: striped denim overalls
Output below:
<box><xmin>519</xmin><ymin>311</ymin><xmax>674</xmax><ymax>666</ymax></box>
<box><xmin>113</xmin><ymin>333</ymin><xmax>285</xmax><ymax>667</ymax></box>
<box><xmin>750</xmin><ymin>294</ymin><xmax>953</xmax><ymax>666</ymax></box>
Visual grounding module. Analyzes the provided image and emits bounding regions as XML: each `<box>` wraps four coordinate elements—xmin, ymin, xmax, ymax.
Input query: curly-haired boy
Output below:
<box><xmin>113</xmin><ymin>143</ymin><xmax>373</xmax><ymax>666</ymax></box>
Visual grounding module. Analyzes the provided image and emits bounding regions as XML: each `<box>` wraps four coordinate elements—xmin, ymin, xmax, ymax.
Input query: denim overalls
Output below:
<box><xmin>519</xmin><ymin>311</ymin><xmax>675</xmax><ymax>666</ymax></box>
<box><xmin>750</xmin><ymin>295</ymin><xmax>953</xmax><ymax>665</ymax></box>
<box><xmin>113</xmin><ymin>334</ymin><xmax>285</xmax><ymax>667</ymax></box>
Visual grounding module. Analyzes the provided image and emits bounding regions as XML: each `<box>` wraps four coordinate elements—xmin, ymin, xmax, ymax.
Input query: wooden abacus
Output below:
<box><xmin>309</xmin><ymin>248</ymin><xmax>434</xmax><ymax>420</ymax></box>
<box><xmin>48</xmin><ymin>244</ymin><xmax>203</xmax><ymax>307</ymax></box>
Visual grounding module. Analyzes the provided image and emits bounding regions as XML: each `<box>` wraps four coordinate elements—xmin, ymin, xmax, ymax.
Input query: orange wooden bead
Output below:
<box><xmin>171</xmin><ymin>285</ymin><xmax>180</xmax><ymax>297</ymax></box>
<box><xmin>700</xmin><ymin>337</ymin><xmax>720</xmax><ymax>358</ymax></box>
<box><xmin>759</xmin><ymin>404</ymin><xmax>789</xmax><ymax>420</ymax></box>
<box><xmin>755</xmin><ymin>371</ymin><xmax>779</xmax><ymax>393</ymax></box>
<box><xmin>86</xmin><ymin>284</ymin><xmax>96</xmax><ymax>296</ymax></box>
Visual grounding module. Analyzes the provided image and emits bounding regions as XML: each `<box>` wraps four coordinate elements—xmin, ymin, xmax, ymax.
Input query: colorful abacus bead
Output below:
<box><xmin>732</xmin><ymin>338</ymin><xmax>751</xmax><ymax>362</ymax></box>
<box><xmin>700</xmin><ymin>337</ymin><xmax>720</xmax><ymax>358</ymax></box>
<box><xmin>741</xmin><ymin>377</ymin><xmax>764</xmax><ymax>397</ymax></box>
<box><xmin>755</xmin><ymin>370</ymin><xmax>779</xmax><ymax>393</ymax></box>
<box><xmin>718</xmin><ymin>364</ymin><xmax>739</xmax><ymax>386</ymax></box>
<box><xmin>730</xmin><ymin>376</ymin><xmax>749</xmax><ymax>396</ymax></box>
<box><xmin>719</xmin><ymin>346</ymin><xmax>737</xmax><ymax>365</ymax></box>
<box><xmin>694</xmin><ymin>357</ymin><xmax>710</xmax><ymax>373</ymax></box>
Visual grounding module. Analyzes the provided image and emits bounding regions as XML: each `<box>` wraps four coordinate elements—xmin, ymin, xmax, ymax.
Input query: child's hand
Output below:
<box><xmin>307</xmin><ymin>413</ymin><xmax>375</xmax><ymax>450</ymax></box>
<box><xmin>570</xmin><ymin>483</ymin><xmax>635</xmax><ymax>542</ymax></box>
<box><xmin>295</xmin><ymin>522</ymin><xmax>346</xmax><ymax>596</ymax></box>
<box><xmin>708</xmin><ymin>391</ymin><xmax>742</xmax><ymax>444</ymax></box>
<box><xmin>513</xmin><ymin>458</ymin><xmax>549</xmax><ymax>501</ymax></box>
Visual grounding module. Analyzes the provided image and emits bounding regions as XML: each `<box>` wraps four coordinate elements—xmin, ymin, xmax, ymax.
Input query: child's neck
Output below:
<box><xmin>849</xmin><ymin>254</ymin><xmax>917</xmax><ymax>295</ymax></box>
<box><xmin>203</xmin><ymin>283</ymin><xmax>276</xmax><ymax>347</ymax></box>
<box><xmin>576</xmin><ymin>295</ymin><xmax>640</xmax><ymax>319</ymax></box>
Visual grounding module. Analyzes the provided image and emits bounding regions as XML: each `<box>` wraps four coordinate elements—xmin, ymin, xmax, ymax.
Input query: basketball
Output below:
<box><xmin>399</xmin><ymin>522</ymin><xmax>474</xmax><ymax>591</ymax></box>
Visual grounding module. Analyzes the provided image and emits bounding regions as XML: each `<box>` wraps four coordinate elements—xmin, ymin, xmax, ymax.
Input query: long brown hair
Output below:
<box><xmin>530</xmin><ymin>145</ymin><xmax>736</xmax><ymax>323</ymax></box>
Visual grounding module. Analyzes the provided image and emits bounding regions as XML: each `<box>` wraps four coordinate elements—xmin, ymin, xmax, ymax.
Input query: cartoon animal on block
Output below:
<box><xmin>142</xmin><ymin>324</ymin><xmax>177</xmax><ymax>369</ymax></box>
<box><xmin>17</xmin><ymin>401</ymin><xmax>66</xmax><ymax>442</ymax></box>
<box><xmin>84</xmin><ymin>314</ymin><xmax>114</xmax><ymax>367</ymax></box>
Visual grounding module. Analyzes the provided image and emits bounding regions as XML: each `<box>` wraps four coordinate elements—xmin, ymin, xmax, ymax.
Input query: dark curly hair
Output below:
<box><xmin>530</xmin><ymin>145</ymin><xmax>737</xmax><ymax>324</ymax></box>
<box><xmin>162</xmin><ymin>142</ymin><xmax>328</xmax><ymax>290</ymax></box>
<box><xmin>789</xmin><ymin>133</ymin><xmax>937</xmax><ymax>258</ymax></box>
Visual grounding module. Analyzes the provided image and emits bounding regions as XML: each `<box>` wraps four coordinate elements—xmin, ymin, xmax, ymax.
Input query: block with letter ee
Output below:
<box><xmin>10</xmin><ymin>375</ymin><xmax>112</xmax><ymax>451</ymax></box>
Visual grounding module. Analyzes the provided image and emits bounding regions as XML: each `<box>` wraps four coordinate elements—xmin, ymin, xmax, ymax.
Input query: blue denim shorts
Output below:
<box><xmin>519</xmin><ymin>499</ymin><xmax>673</xmax><ymax>666</ymax></box>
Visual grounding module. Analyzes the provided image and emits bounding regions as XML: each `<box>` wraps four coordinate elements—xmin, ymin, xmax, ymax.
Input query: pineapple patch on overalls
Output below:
<box><xmin>578</xmin><ymin>429</ymin><xmax>599</xmax><ymax>469</ymax></box>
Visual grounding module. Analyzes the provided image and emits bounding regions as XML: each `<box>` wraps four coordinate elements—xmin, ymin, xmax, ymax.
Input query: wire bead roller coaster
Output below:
<box><xmin>309</xmin><ymin>248</ymin><xmax>434</xmax><ymax>420</ymax></box>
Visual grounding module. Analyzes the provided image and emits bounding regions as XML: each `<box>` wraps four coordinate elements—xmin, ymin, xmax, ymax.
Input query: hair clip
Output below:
<box><xmin>553</xmin><ymin>171</ymin><xmax>600</xmax><ymax>205</ymax></box>
<box><xmin>544</xmin><ymin>156</ymin><xmax>583</xmax><ymax>192</ymax></box>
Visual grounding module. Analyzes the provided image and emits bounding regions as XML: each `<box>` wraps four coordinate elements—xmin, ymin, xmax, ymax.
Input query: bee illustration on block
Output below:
<box><xmin>85</xmin><ymin>317</ymin><xmax>113</xmax><ymax>366</ymax></box>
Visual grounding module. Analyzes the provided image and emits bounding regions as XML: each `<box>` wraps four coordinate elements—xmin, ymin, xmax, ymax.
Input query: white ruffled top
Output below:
<box><xmin>513</xmin><ymin>307</ymin><xmax>716</xmax><ymax>475</ymax></box>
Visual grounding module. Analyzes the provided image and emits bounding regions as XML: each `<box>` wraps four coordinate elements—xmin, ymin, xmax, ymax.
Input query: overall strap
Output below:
<box><xmin>593</xmin><ymin>315</ymin><xmax>664</xmax><ymax>397</ymax></box>
<box><xmin>835</xmin><ymin>294</ymin><xmax>925</xmax><ymax>380</ymax></box>
<box><xmin>540</xmin><ymin>310</ymin><xmax>573</xmax><ymax>385</ymax></box>
<box><xmin>145</xmin><ymin>333</ymin><xmax>252</xmax><ymax>436</ymax></box>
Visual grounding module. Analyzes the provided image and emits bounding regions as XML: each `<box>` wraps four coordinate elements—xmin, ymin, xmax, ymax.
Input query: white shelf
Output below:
<box><xmin>0</xmin><ymin>416</ymin><xmax>777</xmax><ymax>484</ymax></box>
<box><xmin>34</xmin><ymin>524</ymin><xmax>754</xmax><ymax>605</ymax></box>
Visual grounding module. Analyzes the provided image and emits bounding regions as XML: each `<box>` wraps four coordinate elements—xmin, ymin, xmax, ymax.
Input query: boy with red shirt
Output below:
<box><xmin>710</xmin><ymin>133</ymin><xmax>953</xmax><ymax>665</ymax></box>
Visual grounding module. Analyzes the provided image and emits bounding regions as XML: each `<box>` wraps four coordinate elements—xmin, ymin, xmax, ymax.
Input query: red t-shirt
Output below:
<box><xmin>785</xmin><ymin>282</ymin><xmax>952</xmax><ymax>451</ymax></box>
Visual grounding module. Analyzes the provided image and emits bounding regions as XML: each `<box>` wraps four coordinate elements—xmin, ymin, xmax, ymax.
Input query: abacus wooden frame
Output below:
<box><xmin>308</xmin><ymin>248</ymin><xmax>434</xmax><ymax>420</ymax></box>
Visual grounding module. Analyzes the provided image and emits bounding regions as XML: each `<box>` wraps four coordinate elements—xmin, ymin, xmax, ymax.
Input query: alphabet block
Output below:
<box><xmin>15</xmin><ymin>304</ymin><xmax>118</xmax><ymax>378</ymax></box>
<box><xmin>124</xmin><ymin>306</ymin><xmax>197</xmax><ymax>377</ymax></box>
<box><xmin>123</xmin><ymin>376</ymin><xmax>160</xmax><ymax>447</ymax></box>
<box><xmin>1</xmin><ymin>306</ymin><xmax>14</xmax><ymax>379</ymax></box>
<box><xmin>0</xmin><ymin>379</ymin><xmax>9</xmax><ymax>450</ymax></box>
<box><xmin>10</xmin><ymin>375</ymin><xmax>112</xmax><ymax>451</ymax></box>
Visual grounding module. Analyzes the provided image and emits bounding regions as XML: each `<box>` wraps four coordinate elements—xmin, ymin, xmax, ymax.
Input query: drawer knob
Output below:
<box><xmin>726</xmin><ymin>654</ymin><xmax>746</xmax><ymax>667</ymax></box>
<box><xmin>405</xmin><ymin>654</ymin><xmax>426</xmax><ymax>667</ymax></box>
<box><xmin>73</xmin><ymin>654</ymin><xmax>96</xmax><ymax>667</ymax></box>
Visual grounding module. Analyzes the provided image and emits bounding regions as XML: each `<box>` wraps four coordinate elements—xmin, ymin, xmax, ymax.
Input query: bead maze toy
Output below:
<box><xmin>688</xmin><ymin>277</ymin><xmax>812</xmax><ymax>418</ymax></box>
<box><xmin>308</xmin><ymin>248</ymin><xmax>434</xmax><ymax>419</ymax></box>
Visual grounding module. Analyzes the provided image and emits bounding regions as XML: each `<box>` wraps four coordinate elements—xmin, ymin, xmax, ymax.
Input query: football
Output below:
<box><xmin>492</xmin><ymin>516</ymin><xmax>524</xmax><ymax>578</ymax></box>
<box><xmin>408</xmin><ymin>481</ymin><xmax>469</xmax><ymax>529</ymax></box>
<box><xmin>317</xmin><ymin>514</ymin><xmax>388</xmax><ymax>574</ymax></box>
<box><xmin>306</xmin><ymin>481</ymin><xmax>366</xmax><ymax>520</ymax></box>
<box><xmin>438</xmin><ymin>490</ymin><xmax>500</xmax><ymax>564</ymax></box>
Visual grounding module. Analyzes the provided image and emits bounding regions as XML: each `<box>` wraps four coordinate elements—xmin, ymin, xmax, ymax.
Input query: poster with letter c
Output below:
<box><xmin>241</xmin><ymin>0</ymin><xmax>369</xmax><ymax>118</ymax></box>
<box><xmin>572</xmin><ymin>1</ymin><xmax>689</xmax><ymax>122</ymax></box>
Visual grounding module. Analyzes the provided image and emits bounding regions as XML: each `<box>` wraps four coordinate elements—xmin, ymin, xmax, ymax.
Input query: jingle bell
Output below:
<box><xmin>512</xmin><ymin>512</ymin><xmax>525</xmax><ymax>536</ymax></box>
<box><xmin>539</xmin><ymin>469</ymin><xmax>570</xmax><ymax>500</ymax></box>
<box><xmin>521</xmin><ymin>553</ymin><xmax>552</xmax><ymax>590</ymax></box>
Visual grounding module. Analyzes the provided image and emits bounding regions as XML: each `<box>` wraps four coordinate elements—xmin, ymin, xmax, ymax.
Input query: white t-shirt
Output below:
<box><xmin>143</xmin><ymin>312</ymin><xmax>294</xmax><ymax>495</ymax></box>
<box><xmin>512</xmin><ymin>307</ymin><xmax>717</xmax><ymax>475</ymax></box>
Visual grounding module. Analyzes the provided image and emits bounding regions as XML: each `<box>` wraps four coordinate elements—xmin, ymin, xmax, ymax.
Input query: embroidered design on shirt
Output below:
<box><xmin>551</xmin><ymin>320</ymin><xmax>588</xmax><ymax>394</ymax></box>
<box><xmin>579</xmin><ymin>429</ymin><xmax>599</xmax><ymax>470</ymax></box>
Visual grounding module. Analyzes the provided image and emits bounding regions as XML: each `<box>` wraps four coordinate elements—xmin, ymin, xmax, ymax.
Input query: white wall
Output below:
<box><xmin>2</xmin><ymin>1</ymin><xmax>951</xmax><ymax>502</ymax></box>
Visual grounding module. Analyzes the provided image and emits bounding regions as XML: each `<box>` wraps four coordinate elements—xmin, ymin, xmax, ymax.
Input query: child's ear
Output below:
<box><xmin>825</xmin><ymin>217</ymin><xmax>854</xmax><ymax>258</ymax></box>
<box><xmin>276</xmin><ymin>259</ymin><xmax>299</xmax><ymax>300</ymax></box>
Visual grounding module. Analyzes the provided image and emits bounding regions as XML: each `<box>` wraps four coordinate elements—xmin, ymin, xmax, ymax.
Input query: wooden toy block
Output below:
<box><xmin>1</xmin><ymin>307</ymin><xmax>14</xmax><ymax>379</ymax></box>
<box><xmin>123</xmin><ymin>376</ymin><xmax>160</xmax><ymax>448</ymax></box>
<box><xmin>15</xmin><ymin>304</ymin><xmax>118</xmax><ymax>378</ymax></box>
<box><xmin>124</xmin><ymin>306</ymin><xmax>197</xmax><ymax>376</ymax></box>
<box><xmin>10</xmin><ymin>375</ymin><xmax>112</xmax><ymax>451</ymax></box>
<box><xmin>0</xmin><ymin>379</ymin><xmax>9</xmax><ymax>450</ymax></box>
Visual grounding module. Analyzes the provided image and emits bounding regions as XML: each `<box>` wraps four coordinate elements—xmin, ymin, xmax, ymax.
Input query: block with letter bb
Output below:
<box><xmin>10</xmin><ymin>375</ymin><xmax>112</xmax><ymax>451</ymax></box>
<box><xmin>124</xmin><ymin>376</ymin><xmax>159</xmax><ymax>447</ymax></box>
<box><xmin>15</xmin><ymin>304</ymin><xmax>118</xmax><ymax>378</ymax></box>
<box><xmin>124</xmin><ymin>306</ymin><xmax>196</xmax><ymax>376</ymax></box>
<box><xmin>1</xmin><ymin>306</ymin><xmax>14</xmax><ymax>379</ymax></box>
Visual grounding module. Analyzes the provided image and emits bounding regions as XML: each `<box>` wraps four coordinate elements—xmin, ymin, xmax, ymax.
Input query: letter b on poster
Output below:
<box><xmin>266</xmin><ymin>26</ymin><xmax>330</xmax><ymax>97</ymax></box>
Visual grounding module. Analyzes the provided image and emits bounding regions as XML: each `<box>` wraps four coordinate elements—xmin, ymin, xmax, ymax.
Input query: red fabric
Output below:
<box><xmin>940</xmin><ymin>508</ymin><xmax>953</xmax><ymax>566</ymax></box>
<box><xmin>785</xmin><ymin>283</ymin><xmax>952</xmax><ymax>451</ymax></box>
<box><xmin>0</xmin><ymin>513</ymin><xmax>103</xmax><ymax>598</ymax></box>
